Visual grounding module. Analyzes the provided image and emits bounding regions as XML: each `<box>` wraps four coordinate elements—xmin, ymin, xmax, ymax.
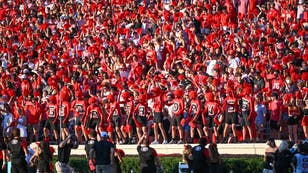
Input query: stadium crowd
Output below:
<box><xmin>0</xmin><ymin>0</ymin><xmax>307</xmax><ymax>146</ymax></box>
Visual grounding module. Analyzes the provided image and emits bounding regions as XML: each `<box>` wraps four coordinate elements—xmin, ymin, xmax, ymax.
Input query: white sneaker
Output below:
<box><xmin>151</xmin><ymin>140</ymin><xmax>160</xmax><ymax>144</ymax></box>
<box><xmin>162</xmin><ymin>140</ymin><xmax>168</xmax><ymax>144</ymax></box>
<box><xmin>177</xmin><ymin>140</ymin><xmax>184</xmax><ymax>144</ymax></box>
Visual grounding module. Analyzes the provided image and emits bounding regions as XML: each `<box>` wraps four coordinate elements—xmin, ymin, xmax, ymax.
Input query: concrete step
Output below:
<box><xmin>51</xmin><ymin>141</ymin><xmax>281</xmax><ymax>156</ymax></box>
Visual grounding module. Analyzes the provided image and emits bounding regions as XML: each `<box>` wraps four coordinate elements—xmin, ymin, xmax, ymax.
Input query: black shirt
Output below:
<box><xmin>37</xmin><ymin>141</ymin><xmax>52</xmax><ymax>168</ymax></box>
<box><xmin>92</xmin><ymin>139</ymin><xmax>114</xmax><ymax>165</ymax></box>
<box><xmin>137</xmin><ymin>146</ymin><xmax>157</xmax><ymax>169</ymax></box>
<box><xmin>85</xmin><ymin>138</ymin><xmax>96</xmax><ymax>160</ymax></box>
<box><xmin>7</xmin><ymin>138</ymin><xmax>25</xmax><ymax>163</ymax></box>
<box><xmin>192</xmin><ymin>144</ymin><xmax>209</xmax><ymax>171</ymax></box>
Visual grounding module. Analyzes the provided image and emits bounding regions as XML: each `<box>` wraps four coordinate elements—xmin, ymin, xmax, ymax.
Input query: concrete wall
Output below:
<box><xmin>52</xmin><ymin>141</ymin><xmax>282</xmax><ymax>156</ymax></box>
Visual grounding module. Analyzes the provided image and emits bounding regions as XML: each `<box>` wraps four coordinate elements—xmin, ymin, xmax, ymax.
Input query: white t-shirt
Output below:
<box><xmin>206</xmin><ymin>60</ymin><xmax>217</xmax><ymax>77</ymax></box>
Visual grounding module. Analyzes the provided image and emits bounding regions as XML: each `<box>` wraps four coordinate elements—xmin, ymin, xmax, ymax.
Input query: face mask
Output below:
<box><xmin>286</xmin><ymin>80</ymin><xmax>291</xmax><ymax>84</ymax></box>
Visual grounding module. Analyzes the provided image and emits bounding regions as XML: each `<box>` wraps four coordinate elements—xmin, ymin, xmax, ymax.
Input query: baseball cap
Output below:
<box><xmin>101</xmin><ymin>131</ymin><xmax>108</xmax><ymax>138</ymax></box>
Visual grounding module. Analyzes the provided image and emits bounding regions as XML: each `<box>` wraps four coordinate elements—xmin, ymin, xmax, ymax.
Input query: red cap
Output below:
<box><xmin>138</xmin><ymin>94</ymin><xmax>147</xmax><ymax>102</ymax></box>
<box><xmin>302</xmin><ymin>72</ymin><xmax>308</xmax><ymax>81</ymax></box>
<box><xmin>75</xmin><ymin>91</ymin><xmax>83</xmax><ymax>97</ymax></box>
<box><xmin>206</xmin><ymin>92</ymin><xmax>214</xmax><ymax>102</ymax></box>
<box><xmin>88</xmin><ymin>97</ymin><xmax>97</xmax><ymax>104</ymax></box>
<box><xmin>107</xmin><ymin>94</ymin><xmax>115</xmax><ymax>102</ymax></box>
<box><xmin>122</xmin><ymin>91</ymin><xmax>130</xmax><ymax>100</ymax></box>
<box><xmin>189</xmin><ymin>90</ymin><xmax>197</xmax><ymax>99</ymax></box>
<box><xmin>151</xmin><ymin>87</ymin><xmax>161</xmax><ymax>95</ymax></box>
<box><xmin>49</xmin><ymin>95</ymin><xmax>56</xmax><ymax>102</ymax></box>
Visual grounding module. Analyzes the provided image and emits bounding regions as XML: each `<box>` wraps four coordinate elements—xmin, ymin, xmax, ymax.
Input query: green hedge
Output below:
<box><xmin>52</xmin><ymin>156</ymin><xmax>263</xmax><ymax>173</ymax></box>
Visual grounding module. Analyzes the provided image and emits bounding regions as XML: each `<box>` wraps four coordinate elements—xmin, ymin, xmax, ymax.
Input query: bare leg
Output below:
<box><xmin>293</xmin><ymin>125</ymin><xmax>298</xmax><ymax>142</ymax></box>
<box><xmin>288</xmin><ymin>125</ymin><xmax>293</xmax><ymax>141</ymax></box>
<box><xmin>153</xmin><ymin>123</ymin><xmax>159</xmax><ymax>141</ymax></box>
<box><xmin>158</xmin><ymin>123</ymin><xmax>167</xmax><ymax>141</ymax></box>
<box><xmin>304</xmin><ymin>126</ymin><xmax>308</xmax><ymax>139</ymax></box>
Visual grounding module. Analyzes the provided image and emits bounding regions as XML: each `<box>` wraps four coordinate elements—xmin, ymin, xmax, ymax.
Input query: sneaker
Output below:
<box><xmin>162</xmin><ymin>140</ymin><xmax>168</xmax><ymax>144</ymax></box>
<box><xmin>233</xmin><ymin>137</ymin><xmax>238</xmax><ymax>143</ymax></box>
<box><xmin>187</xmin><ymin>138</ymin><xmax>193</xmax><ymax>144</ymax></box>
<box><xmin>151</xmin><ymin>140</ymin><xmax>160</xmax><ymax>144</ymax></box>
<box><xmin>169</xmin><ymin>139</ymin><xmax>177</xmax><ymax>144</ymax></box>
<box><xmin>130</xmin><ymin>139</ymin><xmax>136</xmax><ymax>144</ymax></box>
<box><xmin>119</xmin><ymin>140</ymin><xmax>124</xmax><ymax>145</ymax></box>
<box><xmin>177</xmin><ymin>140</ymin><xmax>184</xmax><ymax>144</ymax></box>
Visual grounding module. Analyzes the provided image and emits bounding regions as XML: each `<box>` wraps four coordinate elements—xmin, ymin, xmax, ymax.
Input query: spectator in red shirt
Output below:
<box><xmin>82</xmin><ymin>97</ymin><xmax>104</xmax><ymax>136</ymax></box>
<box><xmin>203</xmin><ymin>92</ymin><xmax>223</xmax><ymax>143</ymax></box>
<box><xmin>240</xmin><ymin>87</ymin><xmax>254</xmax><ymax>143</ymax></box>
<box><xmin>58</xmin><ymin>95</ymin><xmax>70</xmax><ymax>140</ymax></box>
<box><xmin>268</xmin><ymin>92</ymin><xmax>282</xmax><ymax>139</ymax></box>
<box><xmin>106</xmin><ymin>93</ymin><xmax>126</xmax><ymax>144</ymax></box>
<box><xmin>24</xmin><ymin>96</ymin><xmax>42</xmax><ymax>143</ymax></box>
<box><xmin>149</xmin><ymin>87</ymin><xmax>168</xmax><ymax>144</ymax></box>
<box><xmin>119</xmin><ymin>91</ymin><xmax>135</xmax><ymax>144</ymax></box>
<box><xmin>187</xmin><ymin>90</ymin><xmax>203</xmax><ymax>143</ymax></box>
<box><xmin>168</xmin><ymin>89</ymin><xmax>184</xmax><ymax>144</ymax></box>
<box><xmin>287</xmin><ymin>96</ymin><xmax>300</xmax><ymax>142</ymax></box>
<box><xmin>133</xmin><ymin>94</ymin><xmax>149</xmax><ymax>140</ymax></box>
<box><xmin>43</xmin><ymin>95</ymin><xmax>59</xmax><ymax>142</ymax></box>
<box><xmin>222</xmin><ymin>88</ymin><xmax>239</xmax><ymax>143</ymax></box>
<box><xmin>71</xmin><ymin>91</ymin><xmax>87</xmax><ymax>142</ymax></box>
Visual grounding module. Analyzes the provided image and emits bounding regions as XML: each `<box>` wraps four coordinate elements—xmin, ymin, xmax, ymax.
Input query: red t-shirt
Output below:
<box><xmin>222</xmin><ymin>96</ymin><xmax>238</xmax><ymax>114</ymax></box>
<box><xmin>153</xmin><ymin>94</ymin><xmax>164</xmax><ymax>112</ymax></box>
<box><xmin>59</xmin><ymin>101</ymin><xmax>70</xmax><ymax>123</ymax></box>
<box><xmin>134</xmin><ymin>103</ymin><xmax>148</xmax><ymax>117</ymax></box>
<box><xmin>85</xmin><ymin>104</ymin><xmax>104</xmax><ymax>120</ymax></box>
<box><xmin>269</xmin><ymin>100</ymin><xmax>282</xmax><ymax>121</ymax></box>
<box><xmin>172</xmin><ymin>98</ymin><xmax>184</xmax><ymax>116</ymax></box>
<box><xmin>46</xmin><ymin>103</ymin><xmax>58</xmax><ymax>119</ymax></box>
<box><xmin>25</xmin><ymin>101</ymin><xmax>41</xmax><ymax>124</ymax></box>
<box><xmin>71</xmin><ymin>99</ymin><xmax>87</xmax><ymax>118</ymax></box>
<box><xmin>204</xmin><ymin>101</ymin><xmax>221</xmax><ymax>117</ymax></box>
<box><xmin>189</xmin><ymin>99</ymin><xmax>201</xmax><ymax>116</ymax></box>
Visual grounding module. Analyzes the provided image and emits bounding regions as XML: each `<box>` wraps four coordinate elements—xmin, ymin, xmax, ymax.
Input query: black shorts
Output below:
<box><xmin>37</xmin><ymin>161</ymin><xmax>50</xmax><ymax>173</ymax></box>
<box><xmin>287</xmin><ymin>117</ymin><xmax>298</xmax><ymax>125</ymax></box>
<box><xmin>44</xmin><ymin>117</ymin><xmax>56</xmax><ymax>130</ymax></box>
<box><xmin>127</xmin><ymin>116</ymin><xmax>134</xmax><ymax>126</ymax></box>
<box><xmin>191</xmin><ymin>114</ymin><xmax>203</xmax><ymax>125</ymax></box>
<box><xmin>74</xmin><ymin>116</ymin><xmax>82</xmax><ymax>126</ymax></box>
<box><xmin>153</xmin><ymin>112</ymin><xmax>163</xmax><ymax>123</ymax></box>
<box><xmin>172</xmin><ymin>114</ymin><xmax>183</xmax><ymax>126</ymax></box>
<box><xmin>225</xmin><ymin>112</ymin><xmax>238</xmax><ymax>125</ymax></box>
<box><xmin>112</xmin><ymin>115</ymin><xmax>121</xmax><ymax>127</ymax></box>
<box><xmin>270</xmin><ymin>120</ymin><xmax>279</xmax><ymax>130</ymax></box>
<box><xmin>241</xmin><ymin>112</ymin><xmax>251</xmax><ymax>126</ymax></box>
<box><xmin>86</xmin><ymin>118</ymin><xmax>100</xmax><ymax>129</ymax></box>
<box><xmin>59</xmin><ymin>117</ymin><xmax>69</xmax><ymax>128</ymax></box>
<box><xmin>136</xmin><ymin>116</ymin><xmax>147</xmax><ymax>127</ymax></box>
<box><xmin>205</xmin><ymin>116</ymin><xmax>214</xmax><ymax>128</ymax></box>
<box><xmin>11</xmin><ymin>159</ymin><xmax>27</xmax><ymax>173</ymax></box>
<box><xmin>120</xmin><ymin>114</ymin><xmax>128</xmax><ymax>126</ymax></box>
